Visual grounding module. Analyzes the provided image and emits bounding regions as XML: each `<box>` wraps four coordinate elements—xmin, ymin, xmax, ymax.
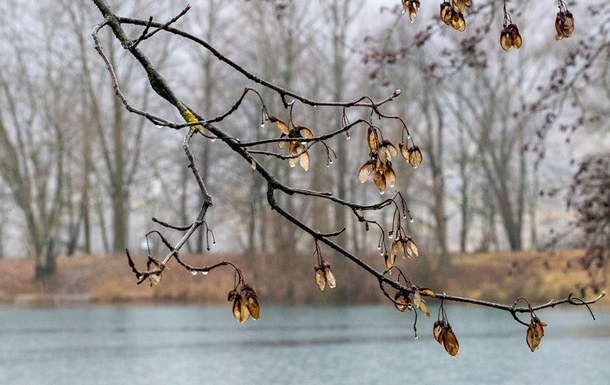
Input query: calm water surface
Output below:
<box><xmin>0</xmin><ymin>304</ymin><xmax>608</xmax><ymax>385</ymax></box>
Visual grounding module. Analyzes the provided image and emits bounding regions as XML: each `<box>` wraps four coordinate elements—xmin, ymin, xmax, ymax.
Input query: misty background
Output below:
<box><xmin>0</xmin><ymin>0</ymin><xmax>608</xmax><ymax>274</ymax></box>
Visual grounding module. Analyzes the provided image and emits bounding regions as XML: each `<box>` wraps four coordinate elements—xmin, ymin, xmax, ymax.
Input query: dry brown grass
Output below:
<box><xmin>0</xmin><ymin>249</ymin><xmax>604</xmax><ymax>307</ymax></box>
<box><xmin>438</xmin><ymin>249</ymin><xmax>594</xmax><ymax>304</ymax></box>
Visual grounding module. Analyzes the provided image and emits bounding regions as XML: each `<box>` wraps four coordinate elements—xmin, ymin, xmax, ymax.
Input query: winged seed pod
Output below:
<box><xmin>384</xmin><ymin>252</ymin><xmax>395</xmax><ymax>270</ymax></box>
<box><xmin>359</xmin><ymin>132</ymin><xmax>398</xmax><ymax>194</ymax></box>
<box><xmin>401</xmin><ymin>0</ymin><xmax>420</xmax><ymax>23</ymax></box>
<box><xmin>227</xmin><ymin>285</ymin><xmax>260</xmax><ymax>324</ymax></box>
<box><xmin>433</xmin><ymin>320</ymin><xmax>459</xmax><ymax>356</ymax></box>
<box><xmin>413</xmin><ymin>291</ymin><xmax>430</xmax><ymax>317</ymax></box>
<box><xmin>440</xmin><ymin>2</ymin><xmax>452</xmax><ymax>25</ymax></box>
<box><xmin>452</xmin><ymin>0</ymin><xmax>472</xmax><ymax>14</ymax></box>
<box><xmin>367</xmin><ymin>127</ymin><xmax>379</xmax><ymax>152</ymax></box>
<box><xmin>400</xmin><ymin>144</ymin><xmax>423</xmax><ymax>169</ymax></box>
<box><xmin>323</xmin><ymin>261</ymin><xmax>337</xmax><ymax>289</ymax></box>
<box><xmin>314</xmin><ymin>261</ymin><xmax>336</xmax><ymax>291</ymax></box>
<box><xmin>242</xmin><ymin>284</ymin><xmax>260</xmax><ymax>320</ymax></box>
<box><xmin>228</xmin><ymin>290</ymin><xmax>249</xmax><ymax>323</ymax></box>
<box><xmin>450</xmin><ymin>10</ymin><xmax>466</xmax><ymax>32</ymax></box>
<box><xmin>526</xmin><ymin>316</ymin><xmax>547</xmax><ymax>352</ymax></box>
<box><xmin>500</xmin><ymin>23</ymin><xmax>522</xmax><ymax>51</ymax></box>
<box><xmin>433</xmin><ymin>320</ymin><xmax>445</xmax><ymax>344</ymax></box>
<box><xmin>403</xmin><ymin>237</ymin><xmax>419</xmax><ymax>258</ymax></box>
<box><xmin>394</xmin><ymin>291</ymin><xmax>413</xmax><ymax>312</ymax></box>
<box><xmin>270</xmin><ymin>116</ymin><xmax>313</xmax><ymax>171</ymax></box>
<box><xmin>439</xmin><ymin>1</ymin><xmax>466</xmax><ymax>31</ymax></box>
<box><xmin>442</xmin><ymin>324</ymin><xmax>460</xmax><ymax>356</ymax></box>
<box><xmin>555</xmin><ymin>10</ymin><xmax>574</xmax><ymax>40</ymax></box>
<box><xmin>315</xmin><ymin>265</ymin><xmax>326</xmax><ymax>291</ymax></box>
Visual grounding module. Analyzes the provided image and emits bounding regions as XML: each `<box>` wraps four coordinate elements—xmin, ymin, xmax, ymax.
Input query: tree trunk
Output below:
<box><xmin>35</xmin><ymin>237</ymin><xmax>56</xmax><ymax>279</ymax></box>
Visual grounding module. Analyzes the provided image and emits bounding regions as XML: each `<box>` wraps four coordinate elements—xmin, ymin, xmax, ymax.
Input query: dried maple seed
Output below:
<box><xmin>434</xmin><ymin>305</ymin><xmax>458</xmax><ymax>356</ymax></box>
<box><xmin>384</xmin><ymin>165</ymin><xmax>396</xmax><ymax>188</ymax></box>
<box><xmin>272</xmin><ymin>119</ymin><xmax>313</xmax><ymax>170</ymax></box>
<box><xmin>367</xmin><ymin>127</ymin><xmax>379</xmax><ymax>152</ymax></box>
<box><xmin>239</xmin><ymin>299</ymin><xmax>250</xmax><ymax>323</ymax></box>
<box><xmin>402</xmin><ymin>0</ymin><xmax>420</xmax><ymax>23</ymax></box>
<box><xmin>242</xmin><ymin>284</ymin><xmax>260</xmax><ymax>320</ymax></box>
<box><xmin>440</xmin><ymin>2</ymin><xmax>453</xmax><ymax>25</ymax></box>
<box><xmin>399</xmin><ymin>142</ymin><xmax>410</xmax><ymax>163</ymax></box>
<box><xmin>233</xmin><ymin>293</ymin><xmax>249</xmax><ymax>323</ymax></box>
<box><xmin>314</xmin><ymin>265</ymin><xmax>326</xmax><ymax>291</ymax></box>
<box><xmin>394</xmin><ymin>292</ymin><xmax>412</xmax><ymax>312</ymax></box>
<box><xmin>298</xmin><ymin>126</ymin><xmax>314</xmax><ymax>138</ymax></box>
<box><xmin>500</xmin><ymin>24</ymin><xmax>522</xmax><ymax>51</ymax></box>
<box><xmin>404</xmin><ymin>238</ymin><xmax>419</xmax><ymax>258</ymax></box>
<box><xmin>408</xmin><ymin>146</ymin><xmax>423</xmax><ymax>168</ymax></box>
<box><xmin>555</xmin><ymin>10</ymin><xmax>574</xmax><ymax>40</ymax></box>
<box><xmin>510</xmin><ymin>25</ymin><xmax>522</xmax><ymax>48</ymax></box>
<box><xmin>384</xmin><ymin>141</ymin><xmax>398</xmax><ymax>157</ymax></box>
<box><xmin>390</xmin><ymin>240</ymin><xmax>400</xmax><ymax>263</ymax></box>
<box><xmin>450</xmin><ymin>11</ymin><xmax>466</xmax><ymax>32</ymax></box>
<box><xmin>526</xmin><ymin>316</ymin><xmax>547</xmax><ymax>352</ymax></box>
<box><xmin>371</xmin><ymin>169</ymin><xmax>387</xmax><ymax>194</ymax></box>
<box><xmin>299</xmin><ymin>151</ymin><xmax>310</xmax><ymax>171</ymax></box>
<box><xmin>414</xmin><ymin>291</ymin><xmax>430</xmax><ymax>317</ymax></box>
<box><xmin>358</xmin><ymin>161</ymin><xmax>374</xmax><ymax>183</ymax></box>
<box><xmin>433</xmin><ymin>320</ymin><xmax>445</xmax><ymax>344</ymax></box>
<box><xmin>383</xmin><ymin>252</ymin><xmax>391</xmax><ymax>269</ymax></box>
<box><xmin>452</xmin><ymin>0</ymin><xmax>472</xmax><ymax>14</ymax></box>
<box><xmin>359</xmin><ymin>131</ymin><xmax>400</xmax><ymax>193</ymax></box>
<box><xmin>442</xmin><ymin>324</ymin><xmax>459</xmax><ymax>356</ymax></box>
<box><xmin>323</xmin><ymin>261</ymin><xmax>337</xmax><ymax>289</ymax></box>
<box><xmin>269</xmin><ymin>116</ymin><xmax>290</xmax><ymax>135</ymax></box>
<box><xmin>314</xmin><ymin>261</ymin><xmax>336</xmax><ymax>291</ymax></box>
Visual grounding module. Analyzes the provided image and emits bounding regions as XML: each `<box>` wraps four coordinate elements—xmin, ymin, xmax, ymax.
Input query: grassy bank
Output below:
<box><xmin>0</xmin><ymin>249</ymin><xmax>603</xmax><ymax>307</ymax></box>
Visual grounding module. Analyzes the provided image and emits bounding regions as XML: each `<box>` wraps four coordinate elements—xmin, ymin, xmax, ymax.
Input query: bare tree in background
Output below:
<box><xmin>0</xmin><ymin>4</ymin><xmax>77</xmax><ymax>277</ymax></box>
<box><xmin>569</xmin><ymin>154</ymin><xmax>610</xmax><ymax>294</ymax></box>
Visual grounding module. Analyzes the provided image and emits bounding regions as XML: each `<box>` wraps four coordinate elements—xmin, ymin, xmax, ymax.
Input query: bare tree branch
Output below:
<box><xmin>90</xmin><ymin>0</ymin><xmax>605</xmax><ymax>352</ymax></box>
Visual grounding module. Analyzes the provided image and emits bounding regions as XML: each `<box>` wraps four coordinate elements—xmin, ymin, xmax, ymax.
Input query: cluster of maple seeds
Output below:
<box><xmin>401</xmin><ymin>0</ymin><xmax>575</xmax><ymax>51</ymax></box>
<box><xmin>500</xmin><ymin>0</ymin><xmax>574</xmax><ymax>51</ymax></box>
<box><xmin>392</xmin><ymin>283</ymin><xmax>459</xmax><ymax>356</ymax></box>
<box><xmin>401</xmin><ymin>0</ymin><xmax>420</xmax><ymax>23</ymax></box>
<box><xmin>388</xmin><ymin>283</ymin><xmax>551</xmax><ymax>356</ymax></box>
<box><xmin>314</xmin><ymin>260</ymin><xmax>337</xmax><ymax>291</ymax></box>
<box><xmin>270</xmin><ymin>116</ymin><xmax>313</xmax><ymax>171</ymax></box>
<box><xmin>358</xmin><ymin>127</ymin><xmax>422</xmax><ymax>195</ymax></box>
<box><xmin>526</xmin><ymin>313</ymin><xmax>547</xmax><ymax>352</ymax></box>
<box><xmin>500</xmin><ymin>23</ymin><xmax>522</xmax><ymax>51</ymax></box>
<box><xmin>498</xmin><ymin>1</ymin><xmax>575</xmax><ymax>51</ymax></box>
<box><xmin>433</xmin><ymin>316</ymin><xmax>460</xmax><ymax>356</ymax></box>
<box><xmin>440</xmin><ymin>0</ymin><xmax>471</xmax><ymax>32</ymax></box>
<box><xmin>313</xmin><ymin>242</ymin><xmax>337</xmax><ymax>291</ymax></box>
<box><xmin>385</xmin><ymin>232</ymin><xmax>419</xmax><ymax>269</ymax></box>
<box><xmin>228</xmin><ymin>283</ymin><xmax>260</xmax><ymax>323</ymax></box>
<box><xmin>555</xmin><ymin>4</ymin><xmax>574</xmax><ymax>41</ymax></box>
<box><xmin>268</xmin><ymin>111</ymin><xmax>422</xmax><ymax>194</ymax></box>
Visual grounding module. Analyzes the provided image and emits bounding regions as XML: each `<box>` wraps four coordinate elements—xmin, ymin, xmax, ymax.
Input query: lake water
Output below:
<box><xmin>0</xmin><ymin>304</ymin><xmax>608</xmax><ymax>385</ymax></box>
